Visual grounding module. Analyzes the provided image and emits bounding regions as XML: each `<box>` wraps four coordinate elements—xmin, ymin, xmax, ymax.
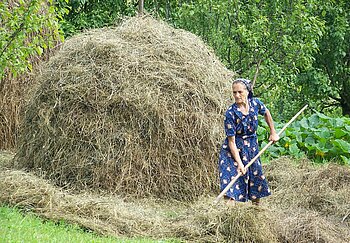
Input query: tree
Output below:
<box><xmin>57</xmin><ymin>0</ymin><xmax>135</xmax><ymax>37</ymax></box>
<box><xmin>0</xmin><ymin>0</ymin><xmax>65</xmax><ymax>149</ymax></box>
<box><xmin>172</xmin><ymin>0</ymin><xmax>324</xmax><ymax>119</ymax></box>
<box><xmin>298</xmin><ymin>0</ymin><xmax>350</xmax><ymax>116</ymax></box>
<box><xmin>138</xmin><ymin>0</ymin><xmax>144</xmax><ymax>15</ymax></box>
<box><xmin>0</xmin><ymin>0</ymin><xmax>63</xmax><ymax>81</ymax></box>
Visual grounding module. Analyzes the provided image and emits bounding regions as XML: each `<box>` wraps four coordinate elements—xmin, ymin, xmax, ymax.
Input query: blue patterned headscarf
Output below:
<box><xmin>232</xmin><ymin>78</ymin><xmax>253</xmax><ymax>98</ymax></box>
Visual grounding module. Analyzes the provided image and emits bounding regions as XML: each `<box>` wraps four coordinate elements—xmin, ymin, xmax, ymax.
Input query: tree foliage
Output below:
<box><xmin>171</xmin><ymin>0</ymin><xmax>325</xmax><ymax>119</ymax></box>
<box><xmin>2</xmin><ymin>0</ymin><xmax>349</xmax><ymax>118</ymax></box>
<box><xmin>0</xmin><ymin>0</ymin><xmax>64</xmax><ymax>81</ymax></box>
<box><xmin>56</xmin><ymin>0</ymin><xmax>135</xmax><ymax>36</ymax></box>
<box><xmin>297</xmin><ymin>0</ymin><xmax>350</xmax><ymax>116</ymax></box>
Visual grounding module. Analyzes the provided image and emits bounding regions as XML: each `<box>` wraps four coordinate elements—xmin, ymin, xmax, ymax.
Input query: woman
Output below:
<box><xmin>218</xmin><ymin>78</ymin><xmax>279</xmax><ymax>206</ymax></box>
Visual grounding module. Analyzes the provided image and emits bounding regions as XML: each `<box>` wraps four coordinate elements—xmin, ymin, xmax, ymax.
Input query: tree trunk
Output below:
<box><xmin>341</xmin><ymin>103</ymin><xmax>350</xmax><ymax>116</ymax></box>
<box><xmin>138</xmin><ymin>0</ymin><xmax>144</xmax><ymax>16</ymax></box>
<box><xmin>340</xmin><ymin>95</ymin><xmax>350</xmax><ymax>116</ymax></box>
<box><xmin>340</xmin><ymin>80</ymin><xmax>350</xmax><ymax>116</ymax></box>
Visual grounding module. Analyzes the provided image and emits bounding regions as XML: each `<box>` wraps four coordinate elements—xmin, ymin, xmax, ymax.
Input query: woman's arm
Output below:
<box><xmin>264</xmin><ymin>109</ymin><xmax>280</xmax><ymax>142</ymax></box>
<box><xmin>228</xmin><ymin>136</ymin><xmax>246</xmax><ymax>175</ymax></box>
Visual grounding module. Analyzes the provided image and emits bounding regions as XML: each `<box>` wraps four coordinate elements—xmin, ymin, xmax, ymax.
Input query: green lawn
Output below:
<box><xmin>0</xmin><ymin>206</ymin><xmax>176</xmax><ymax>243</ymax></box>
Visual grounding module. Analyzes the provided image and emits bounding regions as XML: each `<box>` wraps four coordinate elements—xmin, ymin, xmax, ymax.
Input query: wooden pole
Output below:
<box><xmin>214</xmin><ymin>104</ymin><xmax>308</xmax><ymax>204</ymax></box>
<box><xmin>138</xmin><ymin>0</ymin><xmax>144</xmax><ymax>16</ymax></box>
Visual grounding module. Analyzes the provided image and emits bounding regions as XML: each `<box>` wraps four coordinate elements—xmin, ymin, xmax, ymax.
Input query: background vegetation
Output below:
<box><xmin>0</xmin><ymin>1</ymin><xmax>349</xmax><ymax>152</ymax></box>
<box><xmin>258</xmin><ymin>112</ymin><xmax>350</xmax><ymax>164</ymax></box>
<box><xmin>54</xmin><ymin>0</ymin><xmax>350</xmax><ymax>118</ymax></box>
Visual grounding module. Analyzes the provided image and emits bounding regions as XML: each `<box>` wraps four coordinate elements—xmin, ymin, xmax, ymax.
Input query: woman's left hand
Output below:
<box><xmin>269</xmin><ymin>133</ymin><xmax>280</xmax><ymax>143</ymax></box>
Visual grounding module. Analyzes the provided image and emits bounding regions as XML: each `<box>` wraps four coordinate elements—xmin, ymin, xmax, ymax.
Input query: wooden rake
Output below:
<box><xmin>214</xmin><ymin>104</ymin><xmax>309</xmax><ymax>204</ymax></box>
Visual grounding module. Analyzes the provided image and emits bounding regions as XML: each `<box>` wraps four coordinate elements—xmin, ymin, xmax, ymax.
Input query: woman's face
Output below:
<box><xmin>232</xmin><ymin>82</ymin><xmax>248</xmax><ymax>104</ymax></box>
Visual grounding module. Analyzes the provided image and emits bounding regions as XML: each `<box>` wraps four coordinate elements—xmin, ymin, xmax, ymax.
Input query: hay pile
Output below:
<box><xmin>2</xmin><ymin>154</ymin><xmax>350</xmax><ymax>242</ymax></box>
<box><xmin>14</xmin><ymin>16</ymin><xmax>233</xmax><ymax>200</ymax></box>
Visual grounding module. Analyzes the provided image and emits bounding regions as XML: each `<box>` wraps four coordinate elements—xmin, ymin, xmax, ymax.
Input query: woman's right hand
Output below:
<box><xmin>238</xmin><ymin>164</ymin><xmax>246</xmax><ymax>175</ymax></box>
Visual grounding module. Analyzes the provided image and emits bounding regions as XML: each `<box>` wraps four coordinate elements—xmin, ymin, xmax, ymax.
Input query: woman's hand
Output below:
<box><xmin>269</xmin><ymin>133</ymin><xmax>280</xmax><ymax>143</ymax></box>
<box><xmin>237</xmin><ymin>163</ymin><xmax>246</xmax><ymax>175</ymax></box>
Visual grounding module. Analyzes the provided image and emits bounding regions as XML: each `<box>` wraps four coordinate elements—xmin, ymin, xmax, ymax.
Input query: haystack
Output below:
<box><xmin>14</xmin><ymin>15</ymin><xmax>234</xmax><ymax>200</ymax></box>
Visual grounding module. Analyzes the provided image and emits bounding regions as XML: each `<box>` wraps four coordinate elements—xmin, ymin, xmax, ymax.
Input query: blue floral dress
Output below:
<box><xmin>218</xmin><ymin>97</ymin><xmax>271</xmax><ymax>202</ymax></box>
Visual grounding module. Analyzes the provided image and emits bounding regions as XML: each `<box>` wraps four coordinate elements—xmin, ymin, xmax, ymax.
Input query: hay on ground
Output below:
<box><xmin>2</xmin><ymin>155</ymin><xmax>350</xmax><ymax>242</ymax></box>
<box><xmin>0</xmin><ymin>166</ymin><xmax>278</xmax><ymax>242</ymax></box>
<box><xmin>276</xmin><ymin>209</ymin><xmax>350</xmax><ymax>243</ymax></box>
<box><xmin>14</xmin><ymin>15</ymin><xmax>233</xmax><ymax>200</ymax></box>
<box><xmin>266</xmin><ymin>157</ymin><xmax>350</xmax><ymax>224</ymax></box>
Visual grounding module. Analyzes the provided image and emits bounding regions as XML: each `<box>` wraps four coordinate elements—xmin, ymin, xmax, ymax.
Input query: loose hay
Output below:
<box><xmin>14</xmin><ymin>15</ymin><xmax>233</xmax><ymax>200</ymax></box>
<box><xmin>1</xmin><ymin>154</ymin><xmax>350</xmax><ymax>242</ymax></box>
<box><xmin>276</xmin><ymin>209</ymin><xmax>350</xmax><ymax>243</ymax></box>
<box><xmin>266</xmin><ymin>157</ymin><xmax>350</xmax><ymax>224</ymax></box>
<box><xmin>189</xmin><ymin>199</ymin><xmax>279</xmax><ymax>243</ymax></box>
<box><xmin>0</xmin><ymin>166</ymin><xmax>278</xmax><ymax>242</ymax></box>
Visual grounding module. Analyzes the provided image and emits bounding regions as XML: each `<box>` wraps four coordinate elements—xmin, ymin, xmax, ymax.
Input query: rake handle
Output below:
<box><xmin>214</xmin><ymin>104</ymin><xmax>308</xmax><ymax>204</ymax></box>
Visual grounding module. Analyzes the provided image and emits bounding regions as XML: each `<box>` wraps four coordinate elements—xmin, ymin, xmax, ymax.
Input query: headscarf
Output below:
<box><xmin>233</xmin><ymin>78</ymin><xmax>253</xmax><ymax>99</ymax></box>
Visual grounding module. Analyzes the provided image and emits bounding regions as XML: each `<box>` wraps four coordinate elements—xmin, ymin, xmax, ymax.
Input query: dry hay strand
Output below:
<box><xmin>14</xmin><ymin>15</ymin><xmax>234</xmax><ymax>200</ymax></box>
<box><xmin>0</xmin><ymin>150</ymin><xmax>14</xmax><ymax>168</ymax></box>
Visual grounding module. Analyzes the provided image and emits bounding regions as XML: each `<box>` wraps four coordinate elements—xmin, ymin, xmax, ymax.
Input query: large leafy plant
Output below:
<box><xmin>258</xmin><ymin>112</ymin><xmax>350</xmax><ymax>164</ymax></box>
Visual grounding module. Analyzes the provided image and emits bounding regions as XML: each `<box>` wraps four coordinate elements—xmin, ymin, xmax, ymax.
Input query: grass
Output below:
<box><xmin>0</xmin><ymin>205</ymin><xmax>111</xmax><ymax>242</ymax></box>
<box><xmin>0</xmin><ymin>205</ymin><xmax>178</xmax><ymax>243</ymax></box>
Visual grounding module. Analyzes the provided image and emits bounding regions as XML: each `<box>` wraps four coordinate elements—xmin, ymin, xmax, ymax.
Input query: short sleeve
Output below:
<box><xmin>254</xmin><ymin>98</ymin><xmax>267</xmax><ymax>115</ymax></box>
<box><xmin>224</xmin><ymin>111</ymin><xmax>236</xmax><ymax>137</ymax></box>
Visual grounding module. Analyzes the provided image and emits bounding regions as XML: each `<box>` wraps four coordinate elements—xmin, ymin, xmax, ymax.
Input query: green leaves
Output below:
<box><xmin>162</xmin><ymin>0</ymin><xmax>329</xmax><ymax>119</ymax></box>
<box><xmin>259</xmin><ymin>112</ymin><xmax>350</xmax><ymax>164</ymax></box>
<box><xmin>298</xmin><ymin>0</ymin><xmax>350</xmax><ymax>116</ymax></box>
<box><xmin>333</xmin><ymin>139</ymin><xmax>350</xmax><ymax>153</ymax></box>
<box><xmin>57</xmin><ymin>0</ymin><xmax>136</xmax><ymax>37</ymax></box>
<box><xmin>0</xmin><ymin>0</ymin><xmax>64</xmax><ymax>80</ymax></box>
